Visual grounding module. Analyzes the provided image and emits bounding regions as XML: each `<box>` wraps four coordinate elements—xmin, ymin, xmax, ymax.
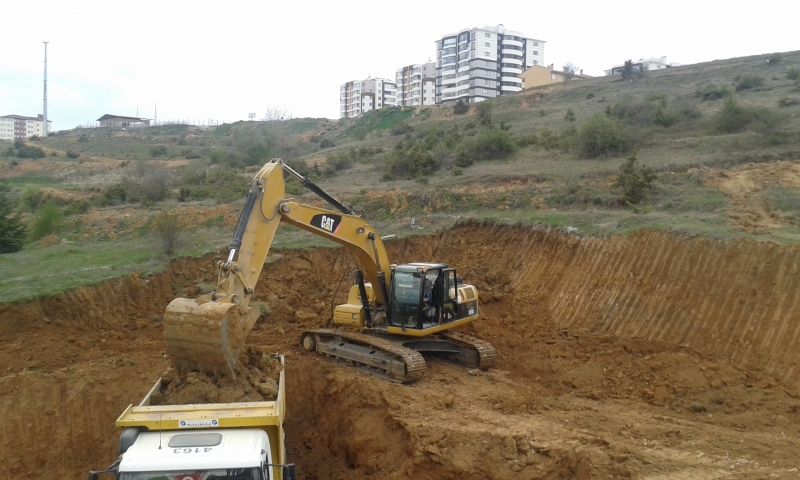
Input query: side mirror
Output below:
<box><xmin>88</xmin><ymin>473</ymin><xmax>99</xmax><ymax>480</ymax></box>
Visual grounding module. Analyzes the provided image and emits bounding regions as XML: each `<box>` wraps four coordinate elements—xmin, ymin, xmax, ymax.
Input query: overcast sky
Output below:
<box><xmin>1</xmin><ymin>0</ymin><xmax>798</xmax><ymax>131</ymax></box>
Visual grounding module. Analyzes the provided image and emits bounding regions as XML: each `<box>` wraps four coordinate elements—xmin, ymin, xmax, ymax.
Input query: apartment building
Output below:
<box><xmin>395</xmin><ymin>62</ymin><xmax>436</xmax><ymax>107</ymax></box>
<box><xmin>339</xmin><ymin>77</ymin><xmax>398</xmax><ymax>118</ymax></box>
<box><xmin>435</xmin><ymin>24</ymin><xmax>545</xmax><ymax>104</ymax></box>
<box><xmin>0</xmin><ymin>114</ymin><xmax>52</xmax><ymax>140</ymax></box>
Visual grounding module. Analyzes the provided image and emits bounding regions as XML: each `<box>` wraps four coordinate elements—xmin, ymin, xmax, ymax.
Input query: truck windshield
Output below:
<box><xmin>120</xmin><ymin>468</ymin><xmax>260</xmax><ymax>480</ymax></box>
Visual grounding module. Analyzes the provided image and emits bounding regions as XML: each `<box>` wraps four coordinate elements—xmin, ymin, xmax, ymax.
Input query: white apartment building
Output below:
<box><xmin>604</xmin><ymin>56</ymin><xmax>682</xmax><ymax>76</ymax></box>
<box><xmin>339</xmin><ymin>77</ymin><xmax>398</xmax><ymax>118</ymax></box>
<box><xmin>395</xmin><ymin>62</ymin><xmax>437</xmax><ymax>107</ymax></box>
<box><xmin>435</xmin><ymin>24</ymin><xmax>545</xmax><ymax>104</ymax></box>
<box><xmin>0</xmin><ymin>114</ymin><xmax>52</xmax><ymax>140</ymax></box>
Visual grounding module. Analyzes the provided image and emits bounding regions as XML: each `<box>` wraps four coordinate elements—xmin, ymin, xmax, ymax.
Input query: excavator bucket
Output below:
<box><xmin>163</xmin><ymin>298</ymin><xmax>260</xmax><ymax>376</ymax></box>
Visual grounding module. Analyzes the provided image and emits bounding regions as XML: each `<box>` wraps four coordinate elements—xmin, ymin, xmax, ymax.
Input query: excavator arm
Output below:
<box><xmin>164</xmin><ymin>159</ymin><xmax>391</xmax><ymax>375</ymax></box>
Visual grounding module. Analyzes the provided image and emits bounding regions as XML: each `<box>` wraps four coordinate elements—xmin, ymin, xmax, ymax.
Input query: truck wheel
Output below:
<box><xmin>301</xmin><ymin>334</ymin><xmax>317</xmax><ymax>352</ymax></box>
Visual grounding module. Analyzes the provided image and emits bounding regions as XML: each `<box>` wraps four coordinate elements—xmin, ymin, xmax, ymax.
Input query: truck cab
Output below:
<box><xmin>116</xmin><ymin>428</ymin><xmax>280</xmax><ymax>480</ymax></box>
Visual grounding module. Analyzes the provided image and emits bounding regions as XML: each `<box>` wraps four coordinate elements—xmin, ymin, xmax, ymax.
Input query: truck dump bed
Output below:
<box><xmin>115</xmin><ymin>356</ymin><xmax>287</xmax><ymax>471</ymax></box>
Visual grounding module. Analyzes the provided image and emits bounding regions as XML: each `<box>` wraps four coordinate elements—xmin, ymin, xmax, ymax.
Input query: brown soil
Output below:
<box><xmin>2</xmin><ymin>225</ymin><xmax>800</xmax><ymax>479</ymax></box>
<box><xmin>705</xmin><ymin>160</ymin><xmax>800</xmax><ymax>233</ymax></box>
<box><xmin>151</xmin><ymin>347</ymin><xmax>283</xmax><ymax>405</ymax></box>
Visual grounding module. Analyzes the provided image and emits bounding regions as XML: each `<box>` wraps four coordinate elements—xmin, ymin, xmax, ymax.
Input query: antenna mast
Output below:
<box><xmin>43</xmin><ymin>41</ymin><xmax>48</xmax><ymax>137</ymax></box>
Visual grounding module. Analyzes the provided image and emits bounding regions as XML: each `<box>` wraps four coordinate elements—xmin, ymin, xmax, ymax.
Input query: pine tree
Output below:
<box><xmin>0</xmin><ymin>182</ymin><xmax>26</xmax><ymax>253</ymax></box>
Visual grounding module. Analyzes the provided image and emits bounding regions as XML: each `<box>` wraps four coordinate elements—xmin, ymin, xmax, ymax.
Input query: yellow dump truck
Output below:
<box><xmin>88</xmin><ymin>356</ymin><xmax>295</xmax><ymax>480</ymax></box>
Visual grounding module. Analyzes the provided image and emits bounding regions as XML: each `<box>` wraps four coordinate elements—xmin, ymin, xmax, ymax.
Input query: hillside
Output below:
<box><xmin>0</xmin><ymin>50</ymin><xmax>799</xmax><ymax>301</ymax></box>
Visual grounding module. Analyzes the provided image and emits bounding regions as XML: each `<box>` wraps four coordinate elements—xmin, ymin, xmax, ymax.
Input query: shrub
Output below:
<box><xmin>768</xmin><ymin>53</ymin><xmax>783</xmax><ymax>65</ymax></box>
<box><xmin>0</xmin><ymin>182</ymin><xmax>26</xmax><ymax>253</ymax></box>
<box><xmin>16</xmin><ymin>145</ymin><xmax>46</xmax><ymax>159</ymax></box>
<box><xmin>66</xmin><ymin>149</ymin><xmax>80</xmax><ymax>159</ymax></box>
<box><xmin>209</xmin><ymin>148</ymin><xmax>226</xmax><ymax>164</ymax></box>
<box><xmin>151</xmin><ymin>210</ymin><xmax>184</xmax><ymax>256</ymax></box>
<box><xmin>453</xmin><ymin>100</ymin><xmax>469</xmax><ymax>115</ymax></box>
<box><xmin>383</xmin><ymin>138</ymin><xmax>437</xmax><ymax>180</ymax></box>
<box><xmin>778</xmin><ymin>97</ymin><xmax>800</xmax><ymax>108</ymax></box>
<box><xmin>476</xmin><ymin>102</ymin><xmax>493</xmax><ymax>125</ymax></box>
<box><xmin>181</xmin><ymin>149</ymin><xmax>201</xmax><ymax>159</ymax></box>
<box><xmin>325</xmin><ymin>150</ymin><xmax>354</xmax><ymax>174</ymax></box>
<box><xmin>451</xmin><ymin>167</ymin><xmax>463</xmax><ymax>176</ymax></box>
<box><xmin>735</xmin><ymin>75</ymin><xmax>765</xmax><ymax>91</ymax></box>
<box><xmin>787</xmin><ymin>69</ymin><xmax>800</xmax><ymax>81</ymax></box>
<box><xmin>459</xmin><ymin>128</ymin><xmax>518</xmax><ymax>162</ymax></box>
<box><xmin>711</xmin><ymin>98</ymin><xmax>785</xmax><ymax>135</ymax></box>
<box><xmin>564</xmin><ymin>108</ymin><xmax>575</xmax><ymax>122</ymax></box>
<box><xmin>613</xmin><ymin>154</ymin><xmax>656</xmax><ymax>204</ymax></box>
<box><xmin>695</xmin><ymin>83</ymin><xmax>732</xmax><ymax>101</ymax></box>
<box><xmin>30</xmin><ymin>200</ymin><xmax>63</xmax><ymax>241</ymax></box>
<box><xmin>390</xmin><ymin>122</ymin><xmax>413</xmax><ymax>136</ymax></box>
<box><xmin>64</xmin><ymin>199</ymin><xmax>90</xmax><ymax>216</ymax></box>
<box><xmin>19</xmin><ymin>185</ymin><xmax>45</xmax><ymax>212</ymax></box>
<box><xmin>149</xmin><ymin>145</ymin><xmax>168</xmax><ymax>157</ymax></box>
<box><xmin>320</xmin><ymin>139</ymin><xmax>335</xmax><ymax>148</ymax></box>
<box><xmin>99</xmin><ymin>182</ymin><xmax>129</xmax><ymax>206</ymax></box>
<box><xmin>576</xmin><ymin>115</ymin><xmax>631</xmax><ymax>158</ymax></box>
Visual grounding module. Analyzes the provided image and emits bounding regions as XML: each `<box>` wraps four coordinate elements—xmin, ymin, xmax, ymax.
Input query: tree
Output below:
<box><xmin>621</xmin><ymin>60</ymin><xmax>635</xmax><ymax>81</ymax></box>
<box><xmin>0</xmin><ymin>182</ymin><xmax>27</xmax><ymax>253</ymax></box>
<box><xmin>613</xmin><ymin>154</ymin><xmax>657</xmax><ymax>204</ymax></box>
<box><xmin>562</xmin><ymin>62</ymin><xmax>579</xmax><ymax>81</ymax></box>
<box><xmin>263</xmin><ymin>104</ymin><xmax>297</xmax><ymax>154</ymax></box>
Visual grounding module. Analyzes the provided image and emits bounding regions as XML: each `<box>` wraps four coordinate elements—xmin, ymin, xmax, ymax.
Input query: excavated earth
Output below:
<box><xmin>2</xmin><ymin>225</ymin><xmax>800</xmax><ymax>479</ymax></box>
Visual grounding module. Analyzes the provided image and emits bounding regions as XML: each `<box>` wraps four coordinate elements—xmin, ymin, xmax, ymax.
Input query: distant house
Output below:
<box><xmin>0</xmin><ymin>114</ymin><xmax>52</xmax><ymax>140</ymax></box>
<box><xmin>96</xmin><ymin>114</ymin><xmax>151</xmax><ymax>128</ymax></box>
<box><xmin>521</xmin><ymin>64</ymin><xmax>592</xmax><ymax>89</ymax></box>
<box><xmin>604</xmin><ymin>56</ymin><xmax>682</xmax><ymax>76</ymax></box>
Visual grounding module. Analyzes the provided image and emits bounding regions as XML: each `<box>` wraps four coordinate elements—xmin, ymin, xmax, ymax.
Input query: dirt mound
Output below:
<box><xmin>151</xmin><ymin>347</ymin><xmax>283</xmax><ymax>405</ymax></box>
<box><xmin>2</xmin><ymin>225</ymin><xmax>800</xmax><ymax>479</ymax></box>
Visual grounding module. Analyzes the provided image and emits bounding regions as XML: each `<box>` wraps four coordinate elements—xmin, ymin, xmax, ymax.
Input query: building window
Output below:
<box><xmin>533</xmin><ymin>42</ymin><xmax>538</xmax><ymax>46</ymax></box>
<box><xmin>471</xmin><ymin>32</ymin><xmax>476</xmax><ymax>40</ymax></box>
<box><xmin>485</xmin><ymin>42</ymin><xmax>490</xmax><ymax>47</ymax></box>
<box><xmin>533</xmin><ymin>51</ymin><xmax>538</xmax><ymax>56</ymax></box>
<box><xmin>485</xmin><ymin>33</ymin><xmax>490</xmax><ymax>37</ymax></box>
<box><xmin>484</xmin><ymin>79</ymin><xmax>489</xmax><ymax>84</ymax></box>
<box><xmin>533</xmin><ymin>60</ymin><xmax>538</xmax><ymax>65</ymax></box>
<box><xmin>485</xmin><ymin>51</ymin><xmax>491</xmax><ymax>56</ymax></box>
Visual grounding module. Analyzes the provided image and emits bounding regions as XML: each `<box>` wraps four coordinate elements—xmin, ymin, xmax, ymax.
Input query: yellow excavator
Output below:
<box><xmin>163</xmin><ymin>158</ymin><xmax>495</xmax><ymax>382</ymax></box>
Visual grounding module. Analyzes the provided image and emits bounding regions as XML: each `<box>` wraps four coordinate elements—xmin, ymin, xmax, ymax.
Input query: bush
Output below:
<box><xmin>181</xmin><ymin>149</ymin><xmax>201</xmax><ymax>159</ymax></box>
<box><xmin>768</xmin><ymin>53</ymin><xmax>783</xmax><ymax>65</ymax></box>
<box><xmin>735</xmin><ymin>75</ymin><xmax>765</xmax><ymax>91</ymax></box>
<box><xmin>787</xmin><ymin>69</ymin><xmax>800</xmax><ymax>81</ymax></box>
<box><xmin>778</xmin><ymin>97</ymin><xmax>800</xmax><ymax>108</ymax></box>
<box><xmin>390</xmin><ymin>122</ymin><xmax>413</xmax><ymax>136</ymax></box>
<box><xmin>711</xmin><ymin>98</ymin><xmax>785</xmax><ymax>135</ymax></box>
<box><xmin>99</xmin><ymin>182</ymin><xmax>129</xmax><ymax>206</ymax></box>
<box><xmin>66</xmin><ymin>149</ymin><xmax>80</xmax><ymax>159</ymax></box>
<box><xmin>613</xmin><ymin>154</ymin><xmax>657</xmax><ymax>205</ymax></box>
<box><xmin>0</xmin><ymin>182</ymin><xmax>26</xmax><ymax>253</ymax></box>
<box><xmin>459</xmin><ymin>128</ymin><xmax>518</xmax><ymax>162</ymax></box>
<box><xmin>564</xmin><ymin>108</ymin><xmax>575</xmax><ymax>122</ymax></box>
<box><xmin>453</xmin><ymin>100</ymin><xmax>469</xmax><ymax>115</ymax></box>
<box><xmin>19</xmin><ymin>185</ymin><xmax>45</xmax><ymax>212</ymax></box>
<box><xmin>576</xmin><ymin>115</ymin><xmax>631</xmax><ymax>158</ymax></box>
<box><xmin>476</xmin><ymin>102</ymin><xmax>493</xmax><ymax>125</ymax></box>
<box><xmin>151</xmin><ymin>210</ymin><xmax>184</xmax><ymax>256</ymax></box>
<box><xmin>177</xmin><ymin>167</ymin><xmax>248</xmax><ymax>204</ymax></box>
<box><xmin>30</xmin><ymin>200</ymin><xmax>63</xmax><ymax>240</ymax></box>
<box><xmin>149</xmin><ymin>145</ymin><xmax>168</xmax><ymax>157</ymax></box>
<box><xmin>64</xmin><ymin>199</ymin><xmax>90</xmax><ymax>216</ymax></box>
<box><xmin>320</xmin><ymin>139</ymin><xmax>335</xmax><ymax>148</ymax></box>
<box><xmin>383</xmin><ymin>138</ymin><xmax>437</xmax><ymax>180</ymax></box>
<box><xmin>696</xmin><ymin>83</ymin><xmax>732</xmax><ymax>101</ymax></box>
<box><xmin>451</xmin><ymin>167</ymin><xmax>463</xmax><ymax>176</ymax></box>
<box><xmin>16</xmin><ymin>145</ymin><xmax>46</xmax><ymax>159</ymax></box>
<box><xmin>324</xmin><ymin>150</ymin><xmax>354</xmax><ymax>174</ymax></box>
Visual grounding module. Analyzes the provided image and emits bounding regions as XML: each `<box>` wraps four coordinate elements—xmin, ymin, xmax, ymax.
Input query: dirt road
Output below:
<box><xmin>2</xmin><ymin>225</ymin><xmax>799</xmax><ymax>479</ymax></box>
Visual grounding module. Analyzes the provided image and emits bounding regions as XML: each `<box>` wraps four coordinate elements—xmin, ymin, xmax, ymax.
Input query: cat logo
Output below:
<box><xmin>310</xmin><ymin>213</ymin><xmax>342</xmax><ymax>234</ymax></box>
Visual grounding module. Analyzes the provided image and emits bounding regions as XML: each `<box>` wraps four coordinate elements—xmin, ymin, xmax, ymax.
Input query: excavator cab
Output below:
<box><xmin>387</xmin><ymin>264</ymin><xmax>475</xmax><ymax>332</ymax></box>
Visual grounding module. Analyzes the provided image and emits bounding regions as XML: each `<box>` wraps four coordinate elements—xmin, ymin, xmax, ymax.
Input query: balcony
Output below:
<box><xmin>501</xmin><ymin>66</ymin><xmax>523</xmax><ymax>74</ymax></box>
<box><xmin>501</xmin><ymin>39</ymin><xmax>523</xmax><ymax>48</ymax></box>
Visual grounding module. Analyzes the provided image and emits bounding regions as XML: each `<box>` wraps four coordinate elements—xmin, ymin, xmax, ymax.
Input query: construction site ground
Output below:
<box><xmin>2</xmin><ymin>225</ymin><xmax>800</xmax><ymax>479</ymax></box>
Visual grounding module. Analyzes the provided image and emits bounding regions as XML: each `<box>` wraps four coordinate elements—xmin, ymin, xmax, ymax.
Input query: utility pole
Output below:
<box><xmin>43</xmin><ymin>41</ymin><xmax>48</xmax><ymax>137</ymax></box>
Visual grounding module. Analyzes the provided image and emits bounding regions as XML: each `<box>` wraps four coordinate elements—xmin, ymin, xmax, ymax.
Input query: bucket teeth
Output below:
<box><xmin>163</xmin><ymin>298</ymin><xmax>259</xmax><ymax>376</ymax></box>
